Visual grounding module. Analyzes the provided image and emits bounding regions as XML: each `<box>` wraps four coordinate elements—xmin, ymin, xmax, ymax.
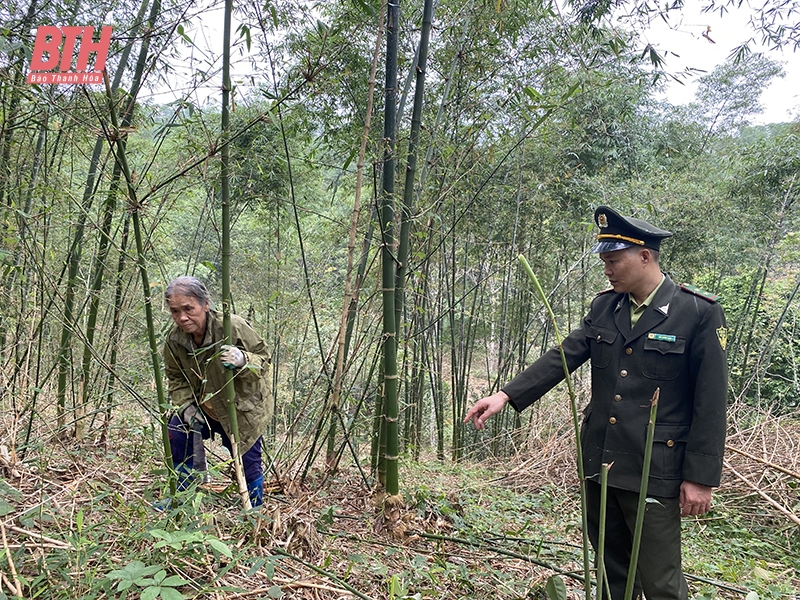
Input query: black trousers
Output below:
<box><xmin>586</xmin><ymin>481</ymin><xmax>689</xmax><ymax>600</ymax></box>
<box><xmin>167</xmin><ymin>413</ymin><xmax>262</xmax><ymax>486</ymax></box>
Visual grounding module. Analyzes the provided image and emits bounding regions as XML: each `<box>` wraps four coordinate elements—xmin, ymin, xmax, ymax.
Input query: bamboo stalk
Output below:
<box><xmin>517</xmin><ymin>254</ymin><xmax>592</xmax><ymax>598</ymax></box>
<box><xmin>597</xmin><ymin>462</ymin><xmax>612</xmax><ymax>600</ymax></box>
<box><xmin>55</xmin><ymin>3</ymin><xmax>150</xmax><ymax>434</ymax></box>
<box><xmin>624</xmin><ymin>388</ymin><xmax>660</xmax><ymax>600</ymax></box>
<box><xmin>102</xmin><ymin>71</ymin><xmax>175</xmax><ymax>497</ymax></box>
<box><xmin>100</xmin><ymin>214</ymin><xmax>130</xmax><ymax>444</ymax></box>
<box><xmin>414</xmin><ymin>531</ymin><xmax>584</xmax><ymax>583</ymax></box>
<box><xmin>327</xmin><ymin>1</ymin><xmax>386</xmax><ymax>472</ymax></box>
<box><xmin>393</xmin><ymin>0</ymin><xmax>434</xmax><ymax>332</ymax></box>
<box><xmin>78</xmin><ymin>0</ymin><xmax>160</xmax><ymax>440</ymax></box>
<box><xmin>0</xmin><ymin>522</ymin><xmax>23</xmax><ymax>597</ymax></box>
<box><xmin>219</xmin><ymin>0</ymin><xmax>251</xmax><ymax>511</ymax></box>
<box><xmin>380</xmin><ymin>0</ymin><xmax>401</xmax><ymax>497</ymax></box>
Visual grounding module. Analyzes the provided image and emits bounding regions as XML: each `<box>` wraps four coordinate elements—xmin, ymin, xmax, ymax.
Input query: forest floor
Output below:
<box><xmin>1</xmin><ymin>405</ymin><xmax>799</xmax><ymax>600</ymax></box>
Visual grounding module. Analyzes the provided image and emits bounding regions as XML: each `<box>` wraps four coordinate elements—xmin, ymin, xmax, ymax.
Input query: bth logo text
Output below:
<box><xmin>27</xmin><ymin>26</ymin><xmax>112</xmax><ymax>85</ymax></box>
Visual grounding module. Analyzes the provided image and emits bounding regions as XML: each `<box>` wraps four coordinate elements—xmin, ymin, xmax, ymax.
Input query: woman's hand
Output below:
<box><xmin>220</xmin><ymin>345</ymin><xmax>246</xmax><ymax>369</ymax></box>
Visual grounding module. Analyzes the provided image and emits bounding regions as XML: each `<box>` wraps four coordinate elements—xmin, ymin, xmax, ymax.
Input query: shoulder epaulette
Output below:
<box><xmin>680</xmin><ymin>283</ymin><xmax>720</xmax><ymax>303</ymax></box>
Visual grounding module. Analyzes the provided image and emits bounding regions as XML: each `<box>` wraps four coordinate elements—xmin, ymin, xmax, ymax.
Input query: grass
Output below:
<box><xmin>1</xmin><ymin>411</ymin><xmax>798</xmax><ymax>599</ymax></box>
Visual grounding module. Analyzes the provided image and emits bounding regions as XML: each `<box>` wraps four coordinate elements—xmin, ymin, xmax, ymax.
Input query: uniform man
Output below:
<box><xmin>465</xmin><ymin>206</ymin><xmax>728</xmax><ymax>600</ymax></box>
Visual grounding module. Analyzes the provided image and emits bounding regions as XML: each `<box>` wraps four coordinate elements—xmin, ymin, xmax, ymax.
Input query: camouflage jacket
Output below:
<box><xmin>164</xmin><ymin>310</ymin><xmax>273</xmax><ymax>454</ymax></box>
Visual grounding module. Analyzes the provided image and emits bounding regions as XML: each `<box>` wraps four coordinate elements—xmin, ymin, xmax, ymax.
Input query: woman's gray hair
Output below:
<box><xmin>165</xmin><ymin>276</ymin><xmax>212</xmax><ymax>305</ymax></box>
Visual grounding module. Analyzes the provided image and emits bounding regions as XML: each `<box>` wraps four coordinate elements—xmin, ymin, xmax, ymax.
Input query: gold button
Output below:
<box><xmin>620</xmin><ymin>370</ymin><xmax>628</xmax><ymax>377</ymax></box>
<box><xmin>625</xmin><ymin>347</ymin><xmax>633</xmax><ymax>355</ymax></box>
<box><xmin>667</xmin><ymin>440</ymin><xmax>675</xmax><ymax>447</ymax></box>
<box><xmin>614</xmin><ymin>394</ymin><xmax>622</xmax><ymax>402</ymax></box>
<box><xmin>597</xmin><ymin>335</ymin><xmax>602</xmax><ymax>341</ymax></box>
<box><xmin>609</xmin><ymin>417</ymin><xmax>617</xmax><ymax>424</ymax></box>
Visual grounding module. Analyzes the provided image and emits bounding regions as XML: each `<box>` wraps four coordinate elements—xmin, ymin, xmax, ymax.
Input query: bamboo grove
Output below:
<box><xmin>1</xmin><ymin>0</ymin><xmax>800</xmax><ymax>503</ymax></box>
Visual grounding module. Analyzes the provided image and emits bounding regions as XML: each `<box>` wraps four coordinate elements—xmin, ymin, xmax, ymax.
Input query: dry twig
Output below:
<box><xmin>1</xmin><ymin>521</ymin><xmax>23</xmax><ymax>597</ymax></box>
<box><xmin>723</xmin><ymin>459</ymin><xmax>800</xmax><ymax>526</ymax></box>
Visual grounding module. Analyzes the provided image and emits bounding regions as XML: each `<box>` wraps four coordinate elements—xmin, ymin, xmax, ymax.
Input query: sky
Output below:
<box><xmin>639</xmin><ymin>3</ymin><xmax>800</xmax><ymax>124</ymax></box>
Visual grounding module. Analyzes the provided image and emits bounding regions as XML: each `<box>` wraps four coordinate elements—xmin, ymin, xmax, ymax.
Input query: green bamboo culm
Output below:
<box><xmin>517</xmin><ymin>254</ymin><xmax>591</xmax><ymax>599</ymax></box>
<box><xmin>57</xmin><ymin>5</ymin><xmax>154</xmax><ymax>434</ymax></box>
<box><xmin>624</xmin><ymin>387</ymin><xmax>660</xmax><ymax>600</ymax></box>
<box><xmin>79</xmin><ymin>0</ymin><xmax>161</xmax><ymax>440</ymax></box>
<box><xmin>379</xmin><ymin>0</ymin><xmax>401</xmax><ymax>498</ymax></box>
<box><xmin>102</xmin><ymin>72</ymin><xmax>175</xmax><ymax>496</ymax></box>
<box><xmin>393</xmin><ymin>0</ymin><xmax>433</xmax><ymax>330</ymax></box>
<box><xmin>220</xmin><ymin>0</ymin><xmax>251</xmax><ymax>510</ymax></box>
<box><xmin>597</xmin><ymin>462</ymin><xmax>611</xmax><ymax>600</ymax></box>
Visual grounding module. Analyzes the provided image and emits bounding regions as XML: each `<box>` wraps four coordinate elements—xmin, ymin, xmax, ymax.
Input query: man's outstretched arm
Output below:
<box><xmin>464</xmin><ymin>391</ymin><xmax>510</xmax><ymax>430</ymax></box>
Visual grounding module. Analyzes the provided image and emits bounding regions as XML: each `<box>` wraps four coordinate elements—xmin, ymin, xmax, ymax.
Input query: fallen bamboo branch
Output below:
<box><xmin>272</xmin><ymin>548</ymin><xmax>372</xmax><ymax>600</ymax></box>
<box><xmin>725</xmin><ymin>444</ymin><xmax>800</xmax><ymax>480</ymax></box>
<box><xmin>723</xmin><ymin>459</ymin><xmax>800</xmax><ymax>526</ymax></box>
<box><xmin>1</xmin><ymin>522</ymin><xmax>23</xmax><ymax>597</ymax></box>
<box><xmin>5</xmin><ymin>525</ymin><xmax>70</xmax><ymax>549</ymax></box>
<box><xmin>229</xmin><ymin>579</ymin><xmax>357</xmax><ymax>598</ymax></box>
<box><xmin>279</xmin><ymin>579</ymin><xmax>357</xmax><ymax>595</ymax></box>
<box><xmin>1</xmin><ymin>570</ymin><xmax>20</xmax><ymax>596</ymax></box>
<box><xmin>684</xmin><ymin>572</ymin><xmax>748</xmax><ymax>594</ymax></box>
<box><xmin>413</xmin><ymin>531</ymin><xmax>585</xmax><ymax>583</ymax></box>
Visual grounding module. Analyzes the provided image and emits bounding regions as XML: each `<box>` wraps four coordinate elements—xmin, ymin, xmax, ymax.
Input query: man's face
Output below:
<box><xmin>167</xmin><ymin>293</ymin><xmax>209</xmax><ymax>337</ymax></box>
<box><xmin>599</xmin><ymin>248</ymin><xmax>646</xmax><ymax>294</ymax></box>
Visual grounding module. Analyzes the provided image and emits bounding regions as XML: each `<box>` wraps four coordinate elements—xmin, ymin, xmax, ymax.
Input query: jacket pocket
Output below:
<box><xmin>642</xmin><ymin>336</ymin><xmax>685</xmax><ymax>380</ymax></box>
<box><xmin>237</xmin><ymin>391</ymin><xmax>261</xmax><ymax>412</ymax></box>
<box><xmin>586</xmin><ymin>325</ymin><xmax>617</xmax><ymax>369</ymax></box>
<box><xmin>649</xmin><ymin>423</ymin><xmax>690</xmax><ymax>480</ymax></box>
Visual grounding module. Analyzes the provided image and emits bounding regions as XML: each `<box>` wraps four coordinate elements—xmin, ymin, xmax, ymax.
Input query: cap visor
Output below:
<box><xmin>591</xmin><ymin>240</ymin><xmax>634</xmax><ymax>253</ymax></box>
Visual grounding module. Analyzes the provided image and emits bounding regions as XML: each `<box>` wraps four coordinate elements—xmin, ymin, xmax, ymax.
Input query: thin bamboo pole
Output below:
<box><xmin>100</xmin><ymin>214</ymin><xmax>130</xmax><ymax>444</ymax></box>
<box><xmin>327</xmin><ymin>1</ymin><xmax>386</xmax><ymax>471</ymax></box>
<box><xmin>78</xmin><ymin>0</ymin><xmax>159</xmax><ymax>439</ymax></box>
<box><xmin>624</xmin><ymin>388</ymin><xmax>659</xmax><ymax>600</ymax></box>
<box><xmin>517</xmin><ymin>254</ymin><xmax>591</xmax><ymax>599</ymax></box>
<box><xmin>102</xmin><ymin>72</ymin><xmax>175</xmax><ymax>496</ymax></box>
<box><xmin>55</xmin><ymin>7</ymin><xmax>147</xmax><ymax>433</ymax></box>
<box><xmin>597</xmin><ymin>462</ymin><xmax>611</xmax><ymax>600</ymax></box>
<box><xmin>220</xmin><ymin>0</ymin><xmax>251</xmax><ymax>511</ymax></box>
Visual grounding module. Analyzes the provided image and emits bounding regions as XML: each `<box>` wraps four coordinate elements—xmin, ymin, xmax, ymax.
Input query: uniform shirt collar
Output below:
<box><xmin>629</xmin><ymin>274</ymin><xmax>666</xmax><ymax>327</ymax></box>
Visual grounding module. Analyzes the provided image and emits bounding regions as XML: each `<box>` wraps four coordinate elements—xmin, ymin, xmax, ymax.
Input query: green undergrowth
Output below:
<box><xmin>1</xmin><ymin>446</ymin><xmax>797</xmax><ymax>599</ymax></box>
<box><xmin>392</xmin><ymin>457</ymin><xmax>799</xmax><ymax>599</ymax></box>
<box><xmin>679</xmin><ymin>503</ymin><xmax>799</xmax><ymax>599</ymax></box>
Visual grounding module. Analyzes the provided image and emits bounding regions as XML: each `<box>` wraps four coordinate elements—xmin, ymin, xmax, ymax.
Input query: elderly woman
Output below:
<box><xmin>163</xmin><ymin>276</ymin><xmax>273</xmax><ymax>507</ymax></box>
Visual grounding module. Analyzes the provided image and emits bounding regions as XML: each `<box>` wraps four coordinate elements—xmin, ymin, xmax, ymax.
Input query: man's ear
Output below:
<box><xmin>640</xmin><ymin>248</ymin><xmax>651</xmax><ymax>264</ymax></box>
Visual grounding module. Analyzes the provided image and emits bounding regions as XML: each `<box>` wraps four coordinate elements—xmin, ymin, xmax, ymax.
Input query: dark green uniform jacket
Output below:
<box><xmin>164</xmin><ymin>310</ymin><xmax>274</xmax><ymax>455</ymax></box>
<box><xmin>502</xmin><ymin>275</ymin><xmax>727</xmax><ymax>498</ymax></box>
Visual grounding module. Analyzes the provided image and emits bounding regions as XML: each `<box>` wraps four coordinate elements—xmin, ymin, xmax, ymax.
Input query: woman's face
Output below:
<box><xmin>167</xmin><ymin>293</ymin><xmax>209</xmax><ymax>339</ymax></box>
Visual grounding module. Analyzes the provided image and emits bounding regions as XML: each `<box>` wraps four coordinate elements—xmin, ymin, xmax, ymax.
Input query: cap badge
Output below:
<box><xmin>598</xmin><ymin>213</ymin><xmax>609</xmax><ymax>228</ymax></box>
